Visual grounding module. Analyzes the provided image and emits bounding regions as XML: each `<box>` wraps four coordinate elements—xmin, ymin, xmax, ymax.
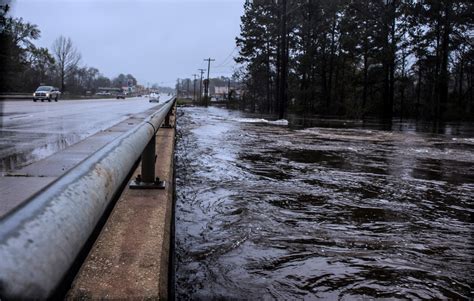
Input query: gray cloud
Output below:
<box><xmin>11</xmin><ymin>0</ymin><xmax>244</xmax><ymax>87</ymax></box>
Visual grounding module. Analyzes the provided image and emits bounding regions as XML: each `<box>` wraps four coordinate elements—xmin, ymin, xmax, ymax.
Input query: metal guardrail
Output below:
<box><xmin>0</xmin><ymin>93</ymin><xmax>32</xmax><ymax>99</ymax></box>
<box><xmin>0</xmin><ymin>97</ymin><xmax>176</xmax><ymax>299</ymax></box>
<box><xmin>0</xmin><ymin>92</ymin><xmax>31</xmax><ymax>95</ymax></box>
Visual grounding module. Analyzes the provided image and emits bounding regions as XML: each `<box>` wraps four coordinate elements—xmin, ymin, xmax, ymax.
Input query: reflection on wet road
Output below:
<box><xmin>0</xmin><ymin>96</ymin><xmax>169</xmax><ymax>172</ymax></box>
<box><xmin>175</xmin><ymin>107</ymin><xmax>474</xmax><ymax>300</ymax></box>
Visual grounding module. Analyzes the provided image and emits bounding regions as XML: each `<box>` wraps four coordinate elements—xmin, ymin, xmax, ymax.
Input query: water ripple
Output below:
<box><xmin>176</xmin><ymin>107</ymin><xmax>474</xmax><ymax>300</ymax></box>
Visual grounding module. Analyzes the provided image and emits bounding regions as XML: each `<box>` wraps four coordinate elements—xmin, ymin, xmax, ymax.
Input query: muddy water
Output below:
<box><xmin>175</xmin><ymin>107</ymin><xmax>473</xmax><ymax>300</ymax></box>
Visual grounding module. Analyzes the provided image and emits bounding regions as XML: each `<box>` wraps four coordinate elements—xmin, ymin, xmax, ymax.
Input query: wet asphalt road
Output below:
<box><xmin>0</xmin><ymin>95</ymin><xmax>171</xmax><ymax>173</ymax></box>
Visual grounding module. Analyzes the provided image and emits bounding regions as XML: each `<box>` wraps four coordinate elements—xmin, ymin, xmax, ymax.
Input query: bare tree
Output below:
<box><xmin>52</xmin><ymin>35</ymin><xmax>81</xmax><ymax>91</ymax></box>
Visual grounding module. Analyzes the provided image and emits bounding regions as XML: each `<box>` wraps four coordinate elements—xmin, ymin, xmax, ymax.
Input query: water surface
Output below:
<box><xmin>175</xmin><ymin>106</ymin><xmax>473</xmax><ymax>300</ymax></box>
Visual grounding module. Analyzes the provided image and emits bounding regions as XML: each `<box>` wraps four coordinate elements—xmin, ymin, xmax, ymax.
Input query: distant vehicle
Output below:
<box><xmin>116</xmin><ymin>92</ymin><xmax>126</xmax><ymax>99</ymax></box>
<box><xmin>33</xmin><ymin>86</ymin><xmax>60</xmax><ymax>102</ymax></box>
<box><xmin>96</xmin><ymin>91</ymin><xmax>111</xmax><ymax>96</ymax></box>
<box><xmin>149</xmin><ymin>92</ymin><xmax>160</xmax><ymax>103</ymax></box>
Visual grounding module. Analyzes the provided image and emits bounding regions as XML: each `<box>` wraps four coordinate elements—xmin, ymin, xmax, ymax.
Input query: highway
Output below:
<box><xmin>0</xmin><ymin>95</ymin><xmax>171</xmax><ymax>173</ymax></box>
<box><xmin>0</xmin><ymin>94</ymin><xmax>172</xmax><ymax>217</ymax></box>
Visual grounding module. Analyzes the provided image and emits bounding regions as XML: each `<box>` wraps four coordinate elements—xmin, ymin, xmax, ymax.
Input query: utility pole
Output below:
<box><xmin>176</xmin><ymin>78</ymin><xmax>180</xmax><ymax>97</ymax></box>
<box><xmin>192</xmin><ymin>74</ymin><xmax>197</xmax><ymax>102</ymax></box>
<box><xmin>186</xmin><ymin>79</ymin><xmax>190</xmax><ymax>99</ymax></box>
<box><xmin>198</xmin><ymin>69</ymin><xmax>205</xmax><ymax>103</ymax></box>
<box><xmin>203</xmin><ymin>58</ymin><xmax>215</xmax><ymax>99</ymax></box>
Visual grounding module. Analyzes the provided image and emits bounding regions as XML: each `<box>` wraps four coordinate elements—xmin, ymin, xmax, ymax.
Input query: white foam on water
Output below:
<box><xmin>270</xmin><ymin>119</ymin><xmax>289</xmax><ymax>126</ymax></box>
<box><xmin>452</xmin><ymin>137</ymin><xmax>474</xmax><ymax>144</ymax></box>
<box><xmin>233</xmin><ymin>118</ymin><xmax>288</xmax><ymax>126</ymax></box>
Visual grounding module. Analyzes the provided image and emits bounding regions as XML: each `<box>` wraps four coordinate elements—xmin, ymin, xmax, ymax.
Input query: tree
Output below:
<box><xmin>125</xmin><ymin>74</ymin><xmax>137</xmax><ymax>86</ymax></box>
<box><xmin>22</xmin><ymin>46</ymin><xmax>55</xmax><ymax>91</ymax></box>
<box><xmin>112</xmin><ymin>73</ymin><xmax>127</xmax><ymax>88</ymax></box>
<box><xmin>0</xmin><ymin>9</ymin><xmax>135</xmax><ymax>96</ymax></box>
<box><xmin>0</xmin><ymin>7</ymin><xmax>41</xmax><ymax>92</ymax></box>
<box><xmin>236</xmin><ymin>0</ymin><xmax>289</xmax><ymax>115</ymax></box>
<box><xmin>235</xmin><ymin>0</ymin><xmax>473</xmax><ymax>121</ymax></box>
<box><xmin>403</xmin><ymin>0</ymin><xmax>473</xmax><ymax>120</ymax></box>
<box><xmin>52</xmin><ymin>35</ymin><xmax>81</xmax><ymax>92</ymax></box>
<box><xmin>95</xmin><ymin>75</ymin><xmax>111</xmax><ymax>89</ymax></box>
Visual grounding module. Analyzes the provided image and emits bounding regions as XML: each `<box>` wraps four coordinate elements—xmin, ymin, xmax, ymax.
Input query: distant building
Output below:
<box><xmin>135</xmin><ymin>85</ymin><xmax>145</xmax><ymax>93</ymax></box>
<box><xmin>122</xmin><ymin>86</ymin><xmax>136</xmax><ymax>93</ymax></box>
<box><xmin>98</xmin><ymin>87</ymin><xmax>122</xmax><ymax>94</ymax></box>
<box><xmin>213</xmin><ymin>86</ymin><xmax>229</xmax><ymax>101</ymax></box>
<box><xmin>213</xmin><ymin>86</ymin><xmax>243</xmax><ymax>101</ymax></box>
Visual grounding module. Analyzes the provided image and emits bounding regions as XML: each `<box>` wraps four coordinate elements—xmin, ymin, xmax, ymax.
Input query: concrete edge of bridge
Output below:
<box><xmin>66</xmin><ymin>107</ymin><xmax>177</xmax><ymax>300</ymax></box>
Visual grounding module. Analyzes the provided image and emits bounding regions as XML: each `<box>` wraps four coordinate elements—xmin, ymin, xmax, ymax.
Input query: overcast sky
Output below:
<box><xmin>10</xmin><ymin>0</ymin><xmax>244</xmax><ymax>87</ymax></box>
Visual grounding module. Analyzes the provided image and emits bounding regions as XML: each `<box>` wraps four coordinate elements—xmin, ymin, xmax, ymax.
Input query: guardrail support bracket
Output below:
<box><xmin>129</xmin><ymin>175</ymin><xmax>166</xmax><ymax>189</ymax></box>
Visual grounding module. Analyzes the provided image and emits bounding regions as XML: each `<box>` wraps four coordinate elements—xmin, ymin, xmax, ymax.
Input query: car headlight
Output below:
<box><xmin>46</xmin><ymin>93</ymin><xmax>50</xmax><ymax>97</ymax></box>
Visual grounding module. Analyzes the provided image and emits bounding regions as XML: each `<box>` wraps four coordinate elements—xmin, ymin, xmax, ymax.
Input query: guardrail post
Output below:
<box><xmin>142</xmin><ymin>135</ymin><xmax>157</xmax><ymax>182</ymax></box>
<box><xmin>130</xmin><ymin>100</ymin><xmax>175</xmax><ymax>189</ymax></box>
<box><xmin>129</xmin><ymin>134</ymin><xmax>166</xmax><ymax>189</ymax></box>
<box><xmin>161</xmin><ymin>105</ymin><xmax>174</xmax><ymax>128</ymax></box>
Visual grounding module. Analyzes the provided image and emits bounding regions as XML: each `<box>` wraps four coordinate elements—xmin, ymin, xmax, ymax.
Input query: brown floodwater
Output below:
<box><xmin>175</xmin><ymin>106</ymin><xmax>473</xmax><ymax>300</ymax></box>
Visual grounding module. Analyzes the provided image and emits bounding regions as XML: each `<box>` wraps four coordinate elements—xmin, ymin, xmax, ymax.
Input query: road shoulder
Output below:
<box><xmin>66</xmin><ymin>110</ymin><xmax>176</xmax><ymax>300</ymax></box>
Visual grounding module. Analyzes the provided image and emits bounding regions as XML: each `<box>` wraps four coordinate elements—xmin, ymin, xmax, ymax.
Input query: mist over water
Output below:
<box><xmin>175</xmin><ymin>106</ymin><xmax>473</xmax><ymax>300</ymax></box>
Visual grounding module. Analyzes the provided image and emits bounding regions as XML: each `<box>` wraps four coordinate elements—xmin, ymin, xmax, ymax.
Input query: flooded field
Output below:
<box><xmin>175</xmin><ymin>106</ymin><xmax>473</xmax><ymax>300</ymax></box>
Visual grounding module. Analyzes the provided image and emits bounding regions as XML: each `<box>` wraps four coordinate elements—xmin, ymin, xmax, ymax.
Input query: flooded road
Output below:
<box><xmin>175</xmin><ymin>106</ymin><xmax>473</xmax><ymax>300</ymax></box>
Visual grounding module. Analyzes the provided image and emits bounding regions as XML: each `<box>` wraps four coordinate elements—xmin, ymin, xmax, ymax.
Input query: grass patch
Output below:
<box><xmin>176</xmin><ymin>98</ymin><xmax>194</xmax><ymax>106</ymax></box>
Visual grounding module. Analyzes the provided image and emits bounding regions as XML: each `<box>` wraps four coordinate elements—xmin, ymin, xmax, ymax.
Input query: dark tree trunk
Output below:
<box><xmin>362</xmin><ymin>51</ymin><xmax>369</xmax><ymax>118</ymax></box>
<box><xmin>338</xmin><ymin>55</ymin><xmax>347</xmax><ymax>115</ymax></box>
<box><xmin>327</xmin><ymin>14</ymin><xmax>337</xmax><ymax>111</ymax></box>
<box><xmin>382</xmin><ymin>0</ymin><xmax>396</xmax><ymax>121</ymax></box>
<box><xmin>400</xmin><ymin>49</ymin><xmax>407</xmax><ymax>122</ymax></box>
<box><xmin>458</xmin><ymin>56</ymin><xmax>464</xmax><ymax>104</ymax></box>
<box><xmin>266</xmin><ymin>42</ymin><xmax>271</xmax><ymax>113</ymax></box>
<box><xmin>438</xmin><ymin>3</ymin><xmax>451</xmax><ymax>121</ymax></box>
<box><xmin>278</xmin><ymin>0</ymin><xmax>288</xmax><ymax>120</ymax></box>
<box><xmin>321</xmin><ymin>52</ymin><xmax>328</xmax><ymax>112</ymax></box>
<box><xmin>433</xmin><ymin>20</ymin><xmax>442</xmax><ymax>120</ymax></box>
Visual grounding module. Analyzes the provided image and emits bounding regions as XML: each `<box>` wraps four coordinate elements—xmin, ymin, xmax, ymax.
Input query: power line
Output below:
<box><xmin>213</xmin><ymin>65</ymin><xmax>236</xmax><ymax>69</ymax></box>
<box><xmin>216</xmin><ymin>46</ymin><xmax>238</xmax><ymax>68</ymax></box>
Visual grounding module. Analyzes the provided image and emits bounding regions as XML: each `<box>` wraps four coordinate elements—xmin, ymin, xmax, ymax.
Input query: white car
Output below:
<box><xmin>33</xmin><ymin>86</ymin><xmax>61</xmax><ymax>102</ymax></box>
<box><xmin>149</xmin><ymin>93</ymin><xmax>160</xmax><ymax>103</ymax></box>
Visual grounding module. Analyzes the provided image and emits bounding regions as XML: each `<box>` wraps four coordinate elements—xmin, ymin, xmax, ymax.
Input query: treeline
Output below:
<box><xmin>0</xmin><ymin>5</ymin><xmax>137</xmax><ymax>95</ymax></box>
<box><xmin>235</xmin><ymin>0</ymin><xmax>473</xmax><ymax>121</ymax></box>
